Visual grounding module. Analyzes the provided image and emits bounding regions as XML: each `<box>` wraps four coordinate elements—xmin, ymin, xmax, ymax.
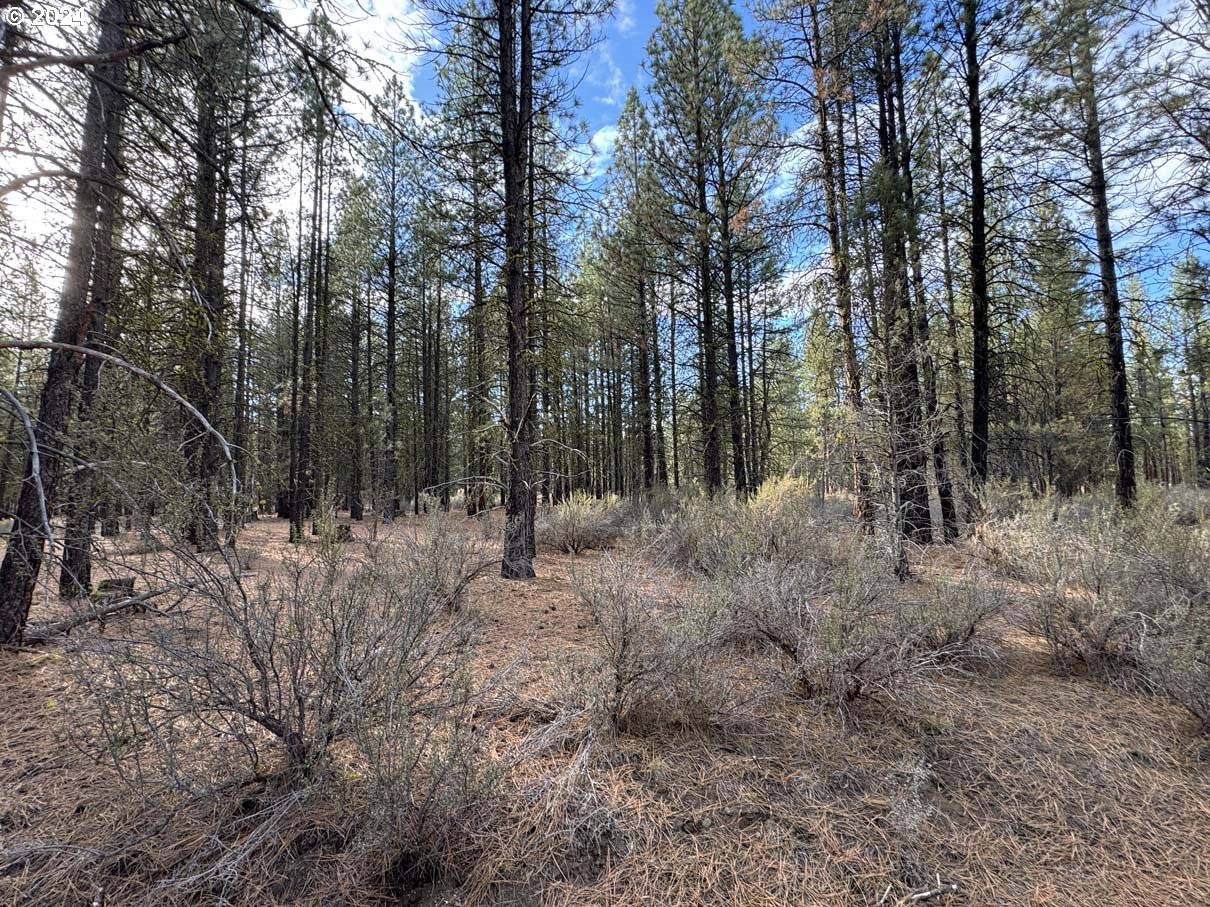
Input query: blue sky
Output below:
<box><xmin>402</xmin><ymin>0</ymin><xmax>665</xmax><ymax>176</ymax></box>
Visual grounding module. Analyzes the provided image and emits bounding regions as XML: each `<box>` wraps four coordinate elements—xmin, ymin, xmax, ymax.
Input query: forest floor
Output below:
<box><xmin>2</xmin><ymin>515</ymin><xmax>1210</xmax><ymax>906</ymax></box>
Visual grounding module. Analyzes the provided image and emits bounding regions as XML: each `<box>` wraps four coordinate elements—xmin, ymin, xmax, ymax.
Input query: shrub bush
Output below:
<box><xmin>1139</xmin><ymin>601</ymin><xmax>1210</xmax><ymax>732</ymax></box>
<box><xmin>657</xmin><ymin>478</ymin><xmax>855</xmax><ymax>575</ymax></box>
<box><xmin>707</xmin><ymin>543</ymin><xmax>984</xmax><ymax>714</ymax></box>
<box><xmin>571</xmin><ymin>553</ymin><xmax>737</xmax><ymax>731</ymax></box>
<box><xmin>573</xmin><ymin>553</ymin><xmax>679</xmax><ymax>728</ymax></box>
<box><xmin>398</xmin><ymin>502</ymin><xmax>495</xmax><ymax>611</ymax></box>
<box><xmin>69</xmin><ymin>545</ymin><xmax>489</xmax><ymax>898</ymax></box>
<box><xmin>899</xmin><ymin>571</ymin><xmax>1004</xmax><ymax>670</ymax></box>
<box><xmin>538</xmin><ymin>492</ymin><xmax>625</xmax><ymax>554</ymax></box>
<box><xmin>985</xmin><ymin>490</ymin><xmax>1210</xmax><ymax>681</ymax></box>
<box><xmin>980</xmin><ymin>487</ymin><xmax>1210</xmax><ymax>728</ymax></box>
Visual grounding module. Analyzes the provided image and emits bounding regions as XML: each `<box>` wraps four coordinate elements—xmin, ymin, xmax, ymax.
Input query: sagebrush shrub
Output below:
<box><xmin>658</xmin><ymin>478</ymin><xmax>854</xmax><ymax>574</ymax></box>
<box><xmin>574</xmin><ymin>553</ymin><xmax>678</xmax><ymax>728</ymax></box>
<box><xmin>707</xmin><ymin>544</ymin><xmax>979</xmax><ymax>713</ymax></box>
<box><xmin>400</xmin><ymin>502</ymin><xmax>495</xmax><ymax>610</ymax></box>
<box><xmin>538</xmin><ymin>492</ymin><xmax>624</xmax><ymax>554</ymax></box>
<box><xmin>72</xmin><ymin>544</ymin><xmax>486</xmax><ymax>853</ymax></box>
<box><xmin>982</xmin><ymin>487</ymin><xmax>1210</xmax><ymax>727</ymax></box>
<box><xmin>572</xmin><ymin>553</ymin><xmax>737</xmax><ymax>730</ymax></box>
<box><xmin>900</xmin><ymin>572</ymin><xmax>1003</xmax><ymax>669</ymax></box>
<box><xmin>1138</xmin><ymin>601</ymin><xmax>1210</xmax><ymax>732</ymax></box>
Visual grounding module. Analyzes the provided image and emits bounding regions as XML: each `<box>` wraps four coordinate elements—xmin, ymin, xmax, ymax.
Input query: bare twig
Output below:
<box><xmin>0</xmin><ymin>387</ymin><xmax>53</xmax><ymax>545</ymax></box>
<box><xmin>0</xmin><ymin>340</ymin><xmax>238</xmax><ymax>499</ymax></box>
<box><xmin>908</xmin><ymin>882</ymin><xmax>959</xmax><ymax>902</ymax></box>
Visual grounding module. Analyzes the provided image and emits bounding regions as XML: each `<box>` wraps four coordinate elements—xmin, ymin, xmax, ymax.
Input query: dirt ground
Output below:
<box><xmin>2</xmin><ymin>515</ymin><xmax>1209</xmax><ymax>906</ymax></box>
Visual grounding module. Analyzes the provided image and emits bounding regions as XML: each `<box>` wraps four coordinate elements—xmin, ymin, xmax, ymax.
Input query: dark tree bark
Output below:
<box><xmin>1077</xmin><ymin>27</ymin><xmax>1136</xmax><ymax>506</ymax></box>
<box><xmin>186</xmin><ymin>50</ymin><xmax>229</xmax><ymax>550</ymax></box>
<box><xmin>500</xmin><ymin>0</ymin><xmax>537</xmax><ymax>578</ymax></box>
<box><xmin>964</xmin><ymin>0</ymin><xmax>991</xmax><ymax>484</ymax></box>
<box><xmin>696</xmin><ymin>121</ymin><xmax>723</xmax><ymax>495</ymax></box>
<box><xmin>635</xmin><ymin>277</ymin><xmax>656</xmax><ymax>490</ymax></box>
<box><xmin>232</xmin><ymin>45</ymin><xmax>253</xmax><ymax>522</ymax></box>
<box><xmin>59</xmin><ymin>87</ymin><xmax>127</xmax><ymax>598</ymax></box>
<box><xmin>0</xmin><ymin>0</ymin><xmax>130</xmax><ymax>644</ymax></box>
<box><xmin>383</xmin><ymin>139</ymin><xmax>401</xmax><ymax>522</ymax></box>
<box><xmin>349</xmin><ymin>277</ymin><xmax>365</xmax><ymax>520</ymax></box>
<box><xmin>717</xmin><ymin>164</ymin><xmax>747</xmax><ymax>499</ymax></box>
<box><xmin>809</xmin><ymin>1</ymin><xmax>871</xmax><ymax>525</ymax></box>
<box><xmin>651</xmin><ymin>278</ymin><xmax>669</xmax><ymax>486</ymax></box>
<box><xmin>876</xmin><ymin>25</ymin><xmax>931</xmax><ymax>549</ymax></box>
<box><xmin>467</xmin><ymin>171</ymin><xmax>490</xmax><ymax>516</ymax></box>
<box><xmin>935</xmin><ymin>113</ymin><xmax>970</xmax><ymax>476</ymax></box>
<box><xmin>890</xmin><ymin>25</ymin><xmax>958</xmax><ymax>541</ymax></box>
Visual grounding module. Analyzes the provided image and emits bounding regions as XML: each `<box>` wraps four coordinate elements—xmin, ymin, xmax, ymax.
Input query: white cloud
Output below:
<box><xmin>576</xmin><ymin>124</ymin><xmax>618</xmax><ymax>183</ymax></box>
<box><xmin>615</xmin><ymin>0</ymin><xmax>636</xmax><ymax>35</ymax></box>
<box><xmin>587</xmin><ymin>45</ymin><xmax>626</xmax><ymax>108</ymax></box>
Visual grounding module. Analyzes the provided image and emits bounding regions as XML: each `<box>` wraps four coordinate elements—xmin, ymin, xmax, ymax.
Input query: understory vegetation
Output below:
<box><xmin>5</xmin><ymin>480</ymin><xmax>1207</xmax><ymax>905</ymax></box>
<box><xmin>984</xmin><ymin>487</ymin><xmax>1210</xmax><ymax>730</ymax></box>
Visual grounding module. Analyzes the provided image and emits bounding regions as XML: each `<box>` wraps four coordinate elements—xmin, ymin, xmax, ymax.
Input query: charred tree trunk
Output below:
<box><xmin>876</xmin><ymin>26</ymin><xmax>931</xmax><ymax>549</ymax></box>
<box><xmin>349</xmin><ymin>277</ymin><xmax>365</xmax><ymax>520</ymax></box>
<box><xmin>890</xmin><ymin>26</ymin><xmax>958</xmax><ymax>542</ymax></box>
<box><xmin>186</xmin><ymin>55</ymin><xmax>228</xmax><ymax>550</ymax></box>
<box><xmin>59</xmin><ymin>89</ymin><xmax>127</xmax><ymax>598</ymax></box>
<box><xmin>1077</xmin><ymin>29</ymin><xmax>1135</xmax><ymax>506</ymax></box>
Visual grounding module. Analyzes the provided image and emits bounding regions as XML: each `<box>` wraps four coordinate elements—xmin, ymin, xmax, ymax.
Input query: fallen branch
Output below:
<box><xmin>24</xmin><ymin>589</ymin><xmax>170</xmax><ymax>643</ymax></box>
<box><xmin>909</xmin><ymin>882</ymin><xmax>959</xmax><ymax>902</ymax></box>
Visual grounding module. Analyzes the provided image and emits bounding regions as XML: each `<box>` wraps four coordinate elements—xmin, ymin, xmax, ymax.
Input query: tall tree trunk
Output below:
<box><xmin>935</xmin><ymin>113</ymin><xmax>970</xmax><ymax>475</ymax></box>
<box><xmin>500</xmin><ymin>0</ymin><xmax>536</xmax><ymax>578</ymax></box>
<box><xmin>59</xmin><ymin>90</ymin><xmax>127</xmax><ymax>597</ymax></box>
<box><xmin>809</xmin><ymin>2</ymin><xmax>871</xmax><ymax>525</ymax></box>
<box><xmin>696</xmin><ymin>123</ymin><xmax>723</xmax><ymax>494</ymax></box>
<box><xmin>652</xmin><ymin>278</ymin><xmax>669</xmax><ymax>486</ymax></box>
<box><xmin>186</xmin><ymin>54</ymin><xmax>228</xmax><ymax>550</ymax></box>
<box><xmin>232</xmin><ymin>45</ymin><xmax>253</xmax><ymax>523</ymax></box>
<box><xmin>1077</xmin><ymin>31</ymin><xmax>1135</xmax><ymax>506</ymax></box>
<box><xmin>670</xmin><ymin>293</ymin><xmax>680</xmax><ymax>488</ymax></box>
<box><xmin>349</xmin><ymin>276</ymin><xmax>365</xmax><ymax>520</ymax></box>
<box><xmin>717</xmin><ymin>168</ymin><xmax>747</xmax><ymax>499</ymax></box>
<box><xmin>0</xmin><ymin>0</ymin><xmax>129</xmax><ymax>644</ymax></box>
<box><xmin>964</xmin><ymin>0</ymin><xmax>991</xmax><ymax>484</ymax></box>
<box><xmin>384</xmin><ymin>153</ymin><xmax>400</xmax><ymax>522</ymax></box>
<box><xmin>635</xmin><ymin>277</ymin><xmax>656</xmax><ymax>490</ymax></box>
<box><xmin>890</xmin><ymin>25</ymin><xmax>958</xmax><ymax>541</ymax></box>
<box><xmin>876</xmin><ymin>25</ymin><xmax>931</xmax><ymax>551</ymax></box>
<box><xmin>468</xmin><ymin>177</ymin><xmax>489</xmax><ymax>515</ymax></box>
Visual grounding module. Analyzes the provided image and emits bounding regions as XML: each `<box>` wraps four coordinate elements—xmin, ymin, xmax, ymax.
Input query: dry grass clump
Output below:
<box><xmin>982</xmin><ymin>486</ymin><xmax>1210</xmax><ymax>729</ymax></box>
<box><xmin>538</xmin><ymin>492</ymin><xmax>626</xmax><ymax>554</ymax></box>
